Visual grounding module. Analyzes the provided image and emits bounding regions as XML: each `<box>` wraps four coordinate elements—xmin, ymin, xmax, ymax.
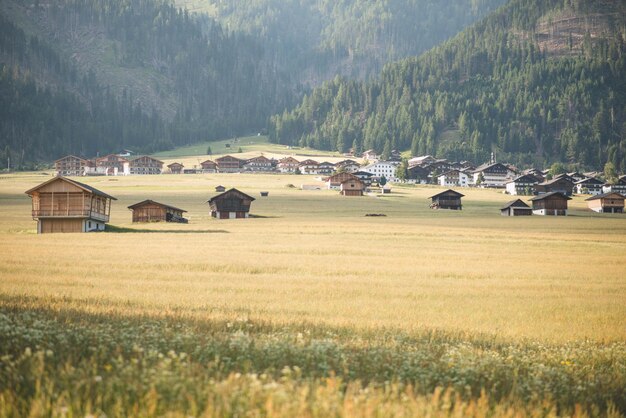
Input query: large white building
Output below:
<box><xmin>362</xmin><ymin>161</ymin><xmax>401</xmax><ymax>182</ymax></box>
<box><xmin>437</xmin><ymin>170</ymin><xmax>470</xmax><ymax>187</ymax></box>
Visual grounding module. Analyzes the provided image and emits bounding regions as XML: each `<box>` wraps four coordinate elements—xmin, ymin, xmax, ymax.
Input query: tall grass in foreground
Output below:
<box><xmin>1</xmin><ymin>298</ymin><xmax>624</xmax><ymax>417</ymax></box>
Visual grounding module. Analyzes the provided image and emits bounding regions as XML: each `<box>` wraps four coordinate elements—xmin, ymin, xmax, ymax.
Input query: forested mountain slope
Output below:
<box><xmin>178</xmin><ymin>0</ymin><xmax>506</xmax><ymax>83</ymax></box>
<box><xmin>0</xmin><ymin>0</ymin><xmax>502</xmax><ymax>167</ymax></box>
<box><xmin>269</xmin><ymin>0</ymin><xmax>626</xmax><ymax>170</ymax></box>
<box><xmin>0</xmin><ymin>0</ymin><xmax>294</xmax><ymax>167</ymax></box>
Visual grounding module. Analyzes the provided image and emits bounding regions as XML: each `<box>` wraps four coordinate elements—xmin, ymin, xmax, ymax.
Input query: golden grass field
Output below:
<box><xmin>1</xmin><ymin>172</ymin><xmax>625</xmax><ymax>416</ymax></box>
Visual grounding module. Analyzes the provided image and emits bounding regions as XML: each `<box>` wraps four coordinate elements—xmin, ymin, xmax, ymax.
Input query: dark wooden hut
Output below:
<box><xmin>127</xmin><ymin>200</ymin><xmax>188</xmax><ymax>223</ymax></box>
<box><xmin>208</xmin><ymin>188</ymin><xmax>255</xmax><ymax>219</ymax></box>
<box><xmin>529</xmin><ymin>192</ymin><xmax>571</xmax><ymax>215</ymax></box>
<box><xmin>500</xmin><ymin>199</ymin><xmax>532</xmax><ymax>216</ymax></box>
<box><xmin>429</xmin><ymin>189</ymin><xmax>464</xmax><ymax>210</ymax></box>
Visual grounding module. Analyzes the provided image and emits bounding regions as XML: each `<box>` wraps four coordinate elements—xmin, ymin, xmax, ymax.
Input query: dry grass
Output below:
<box><xmin>1</xmin><ymin>172</ymin><xmax>625</xmax><ymax>343</ymax></box>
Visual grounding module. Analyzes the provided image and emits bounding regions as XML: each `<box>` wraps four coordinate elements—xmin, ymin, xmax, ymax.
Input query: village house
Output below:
<box><xmin>529</xmin><ymin>192</ymin><xmax>571</xmax><ymax>216</ymax></box>
<box><xmin>167</xmin><ymin>162</ymin><xmax>184</xmax><ymax>174</ymax></box>
<box><xmin>326</xmin><ymin>172</ymin><xmax>359</xmax><ymax>190</ymax></box>
<box><xmin>408</xmin><ymin>155</ymin><xmax>437</xmax><ymax>167</ymax></box>
<box><xmin>54</xmin><ymin>155</ymin><xmax>89</xmax><ymax>176</ymax></box>
<box><xmin>585</xmin><ymin>192</ymin><xmax>625</xmax><ymax>213</ymax></box>
<box><xmin>128</xmin><ymin>200</ymin><xmax>188</xmax><ymax>223</ymax></box>
<box><xmin>389</xmin><ymin>150</ymin><xmax>402</xmax><ymax>161</ymax></box>
<box><xmin>335</xmin><ymin>159</ymin><xmax>361</xmax><ymax>173</ymax></box>
<box><xmin>216</xmin><ymin>155</ymin><xmax>245</xmax><ymax>173</ymax></box>
<box><xmin>534</xmin><ymin>174</ymin><xmax>574</xmax><ymax>196</ymax></box>
<box><xmin>437</xmin><ymin>170</ymin><xmax>469</xmax><ymax>187</ymax></box>
<box><xmin>407</xmin><ymin>165</ymin><xmax>431</xmax><ymax>184</ymax></box>
<box><xmin>505</xmin><ymin>174</ymin><xmax>539</xmax><ymax>196</ymax></box>
<box><xmin>298</xmin><ymin>159</ymin><xmax>320</xmax><ymax>175</ymax></box>
<box><xmin>429</xmin><ymin>189</ymin><xmax>464</xmax><ymax>210</ymax></box>
<box><xmin>317</xmin><ymin>161</ymin><xmax>336</xmax><ymax>175</ymax></box>
<box><xmin>352</xmin><ymin>171</ymin><xmax>374</xmax><ymax>186</ymax></box>
<box><xmin>362</xmin><ymin>149</ymin><xmax>379</xmax><ymax>162</ymax></box>
<box><xmin>602</xmin><ymin>175</ymin><xmax>626</xmax><ymax>194</ymax></box>
<box><xmin>277</xmin><ymin>156</ymin><xmax>300</xmax><ymax>173</ymax></box>
<box><xmin>25</xmin><ymin>176</ymin><xmax>116</xmax><ymax>233</ymax></box>
<box><xmin>522</xmin><ymin>168</ymin><xmax>545</xmax><ymax>183</ymax></box>
<box><xmin>340</xmin><ymin>177</ymin><xmax>365</xmax><ymax>196</ymax></box>
<box><xmin>500</xmin><ymin>199</ymin><xmax>532</xmax><ymax>216</ymax></box>
<box><xmin>362</xmin><ymin>161</ymin><xmax>401</xmax><ymax>182</ymax></box>
<box><xmin>200</xmin><ymin>160</ymin><xmax>218</xmax><ymax>173</ymax></box>
<box><xmin>208</xmin><ymin>188</ymin><xmax>255</xmax><ymax>219</ymax></box>
<box><xmin>574</xmin><ymin>177</ymin><xmax>604</xmax><ymax>195</ymax></box>
<box><xmin>567</xmin><ymin>172</ymin><xmax>587</xmax><ymax>183</ymax></box>
<box><xmin>244</xmin><ymin>155</ymin><xmax>274</xmax><ymax>172</ymax></box>
<box><xmin>95</xmin><ymin>154</ymin><xmax>130</xmax><ymax>176</ymax></box>
<box><xmin>472</xmin><ymin>162</ymin><xmax>516</xmax><ymax>187</ymax></box>
<box><xmin>129</xmin><ymin>156</ymin><xmax>163</xmax><ymax>175</ymax></box>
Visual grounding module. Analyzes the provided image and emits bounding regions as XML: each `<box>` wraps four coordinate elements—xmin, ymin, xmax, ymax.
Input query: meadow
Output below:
<box><xmin>0</xmin><ymin>172</ymin><xmax>625</xmax><ymax>417</ymax></box>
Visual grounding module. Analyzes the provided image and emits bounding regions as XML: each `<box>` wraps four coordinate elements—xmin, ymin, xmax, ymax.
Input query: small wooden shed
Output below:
<box><xmin>529</xmin><ymin>192</ymin><xmax>571</xmax><ymax>216</ymax></box>
<box><xmin>340</xmin><ymin>178</ymin><xmax>364</xmax><ymax>196</ymax></box>
<box><xmin>127</xmin><ymin>200</ymin><xmax>188</xmax><ymax>223</ymax></box>
<box><xmin>429</xmin><ymin>189</ymin><xmax>464</xmax><ymax>210</ymax></box>
<box><xmin>215</xmin><ymin>185</ymin><xmax>226</xmax><ymax>192</ymax></box>
<box><xmin>208</xmin><ymin>188</ymin><xmax>255</xmax><ymax>219</ymax></box>
<box><xmin>500</xmin><ymin>199</ymin><xmax>532</xmax><ymax>216</ymax></box>
<box><xmin>585</xmin><ymin>192</ymin><xmax>624</xmax><ymax>213</ymax></box>
<box><xmin>25</xmin><ymin>176</ymin><xmax>117</xmax><ymax>233</ymax></box>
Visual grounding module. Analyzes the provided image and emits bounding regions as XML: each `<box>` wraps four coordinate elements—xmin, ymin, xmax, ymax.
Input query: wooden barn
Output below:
<box><xmin>585</xmin><ymin>192</ymin><xmax>625</xmax><ymax>213</ymax></box>
<box><xmin>340</xmin><ymin>178</ymin><xmax>364</xmax><ymax>196</ymax></box>
<box><xmin>500</xmin><ymin>199</ymin><xmax>532</xmax><ymax>216</ymax></box>
<box><xmin>208</xmin><ymin>188</ymin><xmax>255</xmax><ymax>219</ymax></box>
<box><xmin>529</xmin><ymin>192</ymin><xmax>571</xmax><ymax>216</ymax></box>
<box><xmin>215</xmin><ymin>185</ymin><xmax>226</xmax><ymax>192</ymax></box>
<box><xmin>127</xmin><ymin>200</ymin><xmax>188</xmax><ymax>223</ymax></box>
<box><xmin>429</xmin><ymin>189</ymin><xmax>464</xmax><ymax>210</ymax></box>
<box><xmin>25</xmin><ymin>176</ymin><xmax>116</xmax><ymax>233</ymax></box>
<box><xmin>167</xmin><ymin>162</ymin><xmax>184</xmax><ymax>174</ymax></box>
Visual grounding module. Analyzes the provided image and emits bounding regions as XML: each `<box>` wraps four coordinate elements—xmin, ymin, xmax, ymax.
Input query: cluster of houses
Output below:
<box><xmin>24</xmin><ymin>176</ymin><xmax>257</xmax><ymax>233</ymax></box>
<box><xmin>24</xmin><ymin>170</ymin><xmax>625</xmax><ymax>233</ymax></box>
<box><xmin>54</xmin><ymin>153</ymin><xmax>368</xmax><ymax>177</ymax></box>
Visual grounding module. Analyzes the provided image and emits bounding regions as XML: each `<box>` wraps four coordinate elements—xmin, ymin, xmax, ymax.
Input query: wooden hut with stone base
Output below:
<box><xmin>25</xmin><ymin>176</ymin><xmax>116</xmax><ymax>233</ymax></box>
<box><xmin>208</xmin><ymin>188</ymin><xmax>255</xmax><ymax>219</ymax></box>
<box><xmin>429</xmin><ymin>189</ymin><xmax>464</xmax><ymax>210</ymax></box>
<box><xmin>585</xmin><ymin>192</ymin><xmax>625</xmax><ymax>213</ymax></box>
<box><xmin>529</xmin><ymin>192</ymin><xmax>570</xmax><ymax>216</ymax></box>
<box><xmin>128</xmin><ymin>200</ymin><xmax>188</xmax><ymax>223</ymax></box>
<box><xmin>500</xmin><ymin>199</ymin><xmax>532</xmax><ymax>216</ymax></box>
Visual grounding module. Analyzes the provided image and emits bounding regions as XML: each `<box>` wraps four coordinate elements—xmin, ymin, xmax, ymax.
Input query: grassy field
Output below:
<box><xmin>151</xmin><ymin>135</ymin><xmax>350</xmax><ymax>168</ymax></box>
<box><xmin>0</xmin><ymin>172</ymin><xmax>625</xmax><ymax>416</ymax></box>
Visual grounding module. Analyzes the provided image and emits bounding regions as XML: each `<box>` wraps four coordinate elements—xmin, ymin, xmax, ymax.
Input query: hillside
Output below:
<box><xmin>0</xmin><ymin>0</ymin><xmax>296</xmax><ymax>167</ymax></box>
<box><xmin>173</xmin><ymin>0</ymin><xmax>506</xmax><ymax>84</ymax></box>
<box><xmin>0</xmin><ymin>0</ymin><xmax>504</xmax><ymax>168</ymax></box>
<box><xmin>269</xmin><ymin>0</ymin><xmax>626</xmax><ymax>171</ymax></box>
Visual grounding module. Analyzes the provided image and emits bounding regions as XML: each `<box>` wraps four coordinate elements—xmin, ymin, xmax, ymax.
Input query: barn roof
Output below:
<box><xmin>25</xmin><ymin>176</ymin><xmax>117</xmax><ymax>200</ymax></box>
<box><xmin>428</xmin><ymin>189</ymin><xmax>465</xmax><ymax>199</ymax></box>
<box><xmin>500</xmin><ymin>199</ymin><xmax>530</xmax><ymax>210</ymax></box>
<box><xmin>207</xmin><ymin>188</ymin><xmax>256</xmax><ymax>203</ymax></box>
<box><xmin>584</xmin><ymin>192</ymin><xmax>625</xmax><ymax>201</ymax></box>
<box><xmin>529</xmin><ymin>191</ymin><xmax>571</xmax><ymax>201</ymax></box>
<box><xmin>127</xmin><ymin>200</ymin><xmax>187</xmax><ymax>212</ymax></box>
